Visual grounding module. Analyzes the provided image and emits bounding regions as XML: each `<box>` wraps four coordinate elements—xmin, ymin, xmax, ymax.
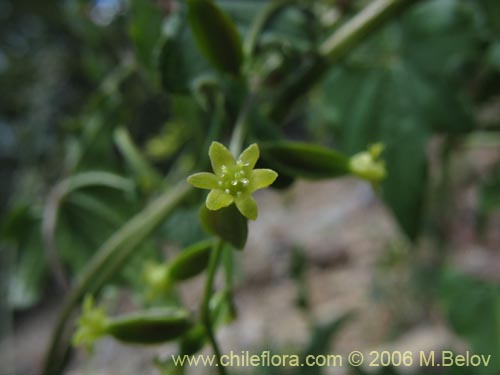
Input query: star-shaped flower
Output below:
<box><xmin>187</xmin><ymin>142</ymin><xmax>278</xmax><ymax>220</ymax></box>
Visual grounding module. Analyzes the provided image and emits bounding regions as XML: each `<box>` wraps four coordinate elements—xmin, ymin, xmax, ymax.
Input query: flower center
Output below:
<box><xmin>218</xmin><ymin>163</ymin><xmax>250</xmax><ymax>196</ymax></box>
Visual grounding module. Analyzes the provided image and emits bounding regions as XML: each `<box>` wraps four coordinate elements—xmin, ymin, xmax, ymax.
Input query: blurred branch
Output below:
<box><xmin>270</xmin><ymin>0</ymin><xmax>421</xmax><ymax>122</ymax></box>
<box><xmin>42</xmin><ymin>181</ymin><xmax>191</xmax><ymax>375</ymax></box>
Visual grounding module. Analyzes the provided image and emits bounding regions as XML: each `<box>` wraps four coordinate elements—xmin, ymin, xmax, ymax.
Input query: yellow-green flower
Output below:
<box><xmin>349</xmin><ymin>143</ymin><xmax>387</xmax><ymax>183</ymax></box>
<box><xmin>187</xmin><ymin>142</ymin><xmax>277</xmax><ymax>220</ymax></box>
<box><xmin>72</xmin><ymin>295</ymin><xmax>108</xmax><ymax>353</ymax></box>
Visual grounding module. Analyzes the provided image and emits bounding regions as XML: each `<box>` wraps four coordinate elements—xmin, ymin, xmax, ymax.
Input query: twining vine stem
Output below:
<box><xmin>201</xmin><ymin>239</ymin><xmax>227</xmax><ymax>375</ymax></box>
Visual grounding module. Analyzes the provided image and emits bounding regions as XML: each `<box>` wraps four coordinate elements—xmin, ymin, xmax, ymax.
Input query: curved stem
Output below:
<box><xmin>201</xmin><ymin>239</ymin><xmax>227</xmax><ymax>375</ymax></box>
<box><xmin>41</xmin><ymin>172</ymin><xmax>135</xmax><ymax>291</ymax></box>
<box><xmin>42</xmin><ymin>182</ymin><xmax>191</xmax><ymax>375</ymax></box>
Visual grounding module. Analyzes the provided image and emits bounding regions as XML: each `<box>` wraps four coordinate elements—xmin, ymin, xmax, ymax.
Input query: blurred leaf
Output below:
<box><xmin>316</xmin><ymin>0</ymin><xmax>482</xmax><ymax>239</ymax></box>
<box><xmin>1</xmin><ymin>205</ymin><xmax>47</xmax><ymax>309</ymax></box>
<box><xmin>401</xmin><ymin>0</ymin><xmax>480</xmax><ymax>79</ymax></box>
<box><xmin>187</xmin><ymin>0</ymin><xmax>243</xmax><ymax>75</ymax></box>
<box><xmin>440</xmin><ymin>270</ymin><xmax>500</xmax><ymax>371</ymax></box>
<box><xmin>298</xmin><ymin>312</ymin><xmax>353</xmax><ymax>375</ymax></box>
<box><xmin>479</xmin><ymin>163</ymin><xmax>500</xmax><ymax>213</ymax></box>
<box><xmin>199</xmin><ymin>204</ymin><xmax>248</xmax><ymax>250</ymax></box>
<box><xmin>381</xmin><ymin>121</ymin><xmax>428</xmax><ymax>241</ymax></box>
<box><xmin>159</xmin><ymin>12</ymin><xmax>214</xmax><ymax>94</ymax></box>
<box><xmin>129</xmin><ymin>0</ymin><xmax>164</xmax><ymax>80</ymax></box>
<box><xmin>476</xmin><ymin>0</ymin><xmax>500</xmax><ymax>38</ymax></box>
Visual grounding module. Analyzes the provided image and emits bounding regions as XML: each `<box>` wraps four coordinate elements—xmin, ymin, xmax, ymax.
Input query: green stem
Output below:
<box><xmin>319</xmin><ymin>0</ymin><xmax>418</xmax><ymax>60</ymax></box>
<box><xmin>42</xmin><ymin>182</ymin><xmax>192</xmax><ymax>375</ymax></box>
<box><xmin>201</xmin><ymin>239</ymin><xmax>227</xmax><ymax>375</ymax></box>
<box><xmin>271</xmin><ymin>0</ymin><xmax>420</xmax><ymax>122</ymax></box>
<box><xmin>223</xmin><ymin>246</ymin><xmax>234</xmax><ymax>292</ymax></box>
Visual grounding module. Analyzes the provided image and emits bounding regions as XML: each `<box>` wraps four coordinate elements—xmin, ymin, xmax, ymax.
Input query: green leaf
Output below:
<box><xmin>317</xmin><ymin>32</ymin><xmax>456</xmax><ymax>240</ymax></box>
<box><xmin>159</xmin><ymin>12</ymin><xmax>214</xmax><ymax>94</ymax></box>
<box><xmin>199</xmin><ymin>204</ymin><xmax>248</xmax><ymax>249</ymax></box>
<box><xmin>260</xmin><ymin>141</ymin><xmax>350</xmax><ymax>180</ymax></box>
<box><xmin>129</xmin><ymin>0</ymin><xmax>164</xmax><ymax>80</ymax></box>
<box><xmin>106</xmin><ymin>308</ymin><xmax>192</xmax><ymax>344</ymax></box>
<box><xmin>402</xmin><ymin>0</ymin><xmax>482</xmax><ymax>80</ymax></box>
<box><xmin>187</xmin><ymin>0</ymin><xmax>243</xmax><ymax>75</ymax></box>
<box><xmin>440</xmin><ymin>270</ymin><xmax>500</xmax><ymax>371</ymax></box>
<box><xmin>381</xmin><ymin>123</ymin><xmax>428</xmax><ymax>241</ymax></box>
<box><xmin>167</xmin><ymin>240</ymin><xmax>213</xmax><ymax>282</ymax></box>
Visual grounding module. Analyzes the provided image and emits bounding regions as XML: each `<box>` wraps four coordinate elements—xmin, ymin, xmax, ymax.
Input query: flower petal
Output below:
<box><xmin>206</xmin><ymin>189</ymin><xmax>234</xmax><ymax>210</ymax></box>
<box><xmin>187</xmin><ymin>172</ymin><xmax>219</xmax><ymax>189</ymax></box>
<box><xmin>238</xmin><ymin>143</ymin><xmax>259</xmax><ymax>170</ymax></box>
<box><xmin>209</xmin><ymin>142</ymin><xmax>236</xmax><ymax>174</ymax></box>
<box><xmin>235</xmin><ymin>193</ymin><xmax>258</xmax><ymax>220</ymax></box>
<box><xmin>249</xmin><ymin>169</ymin><xmax>278</xmax><ymax>192</ymax></box>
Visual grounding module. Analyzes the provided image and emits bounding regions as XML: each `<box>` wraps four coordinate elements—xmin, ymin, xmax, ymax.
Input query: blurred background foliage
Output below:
<box><xmin>1</xmin><ymin>0</ymin><xmax>500</xmax><ymax>374</ymax></box>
